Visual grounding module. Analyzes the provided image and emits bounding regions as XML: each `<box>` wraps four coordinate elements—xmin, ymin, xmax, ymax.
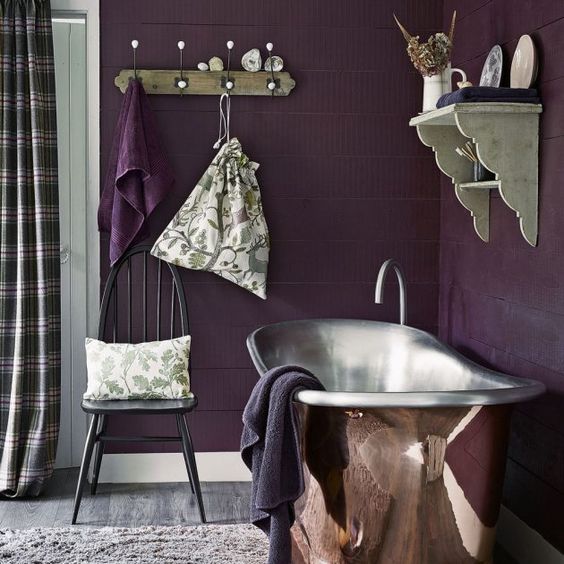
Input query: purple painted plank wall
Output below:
<box><xmin>441</xmin><ymin>0</ymin><xmax>564</xmax><ymax>551</ymax></box>
<box><xmin>99</xmin><ymin>0</ymin><xmax>442</xmax><ymax>453</ymax></box>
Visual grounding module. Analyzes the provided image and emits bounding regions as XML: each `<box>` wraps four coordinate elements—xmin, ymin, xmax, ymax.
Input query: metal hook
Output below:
<box><xmin>266</xmin><ymin>42</ymin><xmax>276</xmax><ymax>97</ymax></box>
<box><xmin>225</xmin><ymin>40</ymin><xmax>234</xmax><ymax>92</ymax></box>
<box><xmin>131</xmin><ymin>39</ymin><xmax>139</xmax><ymax>79</ymax></box>
<box><xmin>213</xmin><ymin>93</ymin><xmax>231</xmax><ymax>149</ymax></box>
<box><xmin>177</xmin><ymin>40</ymin><xmax>187</xmax><ymax>93</ymax></box>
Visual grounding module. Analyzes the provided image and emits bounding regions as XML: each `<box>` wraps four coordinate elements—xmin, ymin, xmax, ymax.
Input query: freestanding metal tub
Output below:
<box><xmin>247</xmin><ymin>319</ymin><xmax>545</xmax><ymax>564</ymax></box>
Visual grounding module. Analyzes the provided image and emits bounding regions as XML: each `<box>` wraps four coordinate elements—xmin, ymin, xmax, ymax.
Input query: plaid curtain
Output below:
<box><xmin>0</xmin><ymin>0</ymin><xmax>60</xmax><ymax>496</ymax></box>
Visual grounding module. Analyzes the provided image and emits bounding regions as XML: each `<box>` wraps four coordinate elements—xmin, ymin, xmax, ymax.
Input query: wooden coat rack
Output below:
<box><xmin>114</xmin><ymin>69</ymin><xmax>296</xmax><ymax>96</ymax></box>
<box><xmin>116</xmin><ymin>39</ymin><xmax>296</xmax><ymax>97</ymax></box>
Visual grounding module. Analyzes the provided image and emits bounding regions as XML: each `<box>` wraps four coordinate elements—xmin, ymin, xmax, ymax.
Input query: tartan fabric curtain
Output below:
<box><xmin>0</xmin><ymin>0</ymin><xmax>60</xmax><ymax>496</ymax></box>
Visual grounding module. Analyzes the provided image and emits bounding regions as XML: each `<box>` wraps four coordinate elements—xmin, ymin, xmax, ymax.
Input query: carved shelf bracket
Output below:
<box><xmin>410</xmin><ymin>103</ymin><xmax>542</xmax><ymax>246</ymax></box>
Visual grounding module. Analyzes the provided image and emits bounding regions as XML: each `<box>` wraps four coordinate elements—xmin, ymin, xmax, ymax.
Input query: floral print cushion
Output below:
<box><xmin>151</xmin><ymin>137</ymin><xmax>269</xmax><ymax>299</ymax></box>
<box><xmin>84</xmin><ymin>336</ymin><xmax>192</xmax><ymax>400</ymax></box>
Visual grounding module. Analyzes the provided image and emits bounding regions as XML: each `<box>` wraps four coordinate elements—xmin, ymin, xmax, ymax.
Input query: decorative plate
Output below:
<box><xmin>480</xmin><ymin>45</ymin><xmax>503</xmax><ymax>87</ymax></box>
<box><xmin>510</xmin><ymin>35</ymin><xmax>538</xmax><ymax>88</ymax></box>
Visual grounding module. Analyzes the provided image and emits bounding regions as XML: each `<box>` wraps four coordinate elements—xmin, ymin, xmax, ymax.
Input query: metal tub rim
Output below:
<box><xmin>246</xmin><ymin>318</ymin><xmax>546</xmax><ymax>408</ymax></box>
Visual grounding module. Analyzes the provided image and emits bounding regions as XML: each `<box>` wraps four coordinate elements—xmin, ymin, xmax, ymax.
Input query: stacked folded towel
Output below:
<box><xmin>437</xmin><ymin>86</ymin><xmax>540</xmax><ymax>108</ymax></box>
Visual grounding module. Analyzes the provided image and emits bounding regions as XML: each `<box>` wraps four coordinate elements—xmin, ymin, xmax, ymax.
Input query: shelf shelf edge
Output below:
<box><xmin>458</xmin><ymin>181</ymin><xmax>500</xmax><ymax>190</ymax></box>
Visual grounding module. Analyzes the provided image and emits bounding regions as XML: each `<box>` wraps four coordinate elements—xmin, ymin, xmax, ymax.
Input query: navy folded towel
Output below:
<box><xmin>437</xmin><ymin>86</ymin><xmax>540</xmax><ymax>108</ymax></box>
<box><xmin>241</xmin><ymin>365</ymin><xmax>324</xmax><ymax>564</ymax></box>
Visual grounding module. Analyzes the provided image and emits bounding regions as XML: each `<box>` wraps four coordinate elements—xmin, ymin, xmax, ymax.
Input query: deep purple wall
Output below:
<box><xmin>441</xmin><ymin>0</ymin><xmax>564</xmax><ymax>551</ymax></box>
<box><xmin>99</xmin><ymin>1</ymin><xmax>442</xmax><ymax>453</ymax></box>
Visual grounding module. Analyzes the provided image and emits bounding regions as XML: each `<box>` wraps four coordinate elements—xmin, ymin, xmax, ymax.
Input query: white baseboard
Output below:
<box><xmin>497</xmin><ymin>506</ymin><xmax>564</xmax><ymax>564</ymax></box>
<box><xmin>98</xmin><ymin>452</ymin><xmax>251</xmax><ymax>483</ymax></box>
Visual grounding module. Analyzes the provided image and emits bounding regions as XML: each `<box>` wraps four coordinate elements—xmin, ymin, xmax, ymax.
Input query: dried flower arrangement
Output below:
<box><xmin>394</xmin><ymin>12</ymin><xmax>457</xmax><ymax>77</ymax></box>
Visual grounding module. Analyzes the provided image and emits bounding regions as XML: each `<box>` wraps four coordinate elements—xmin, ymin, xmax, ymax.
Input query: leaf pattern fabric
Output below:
<box><xmin>151</xmin><ymin>137</ymin><xmax>269</xmax><ymax>299</ymax></box>
<box><xmin>84</xmin><ymin>337</ymin><xmax>192</xmax><ymax>400</ymax></box>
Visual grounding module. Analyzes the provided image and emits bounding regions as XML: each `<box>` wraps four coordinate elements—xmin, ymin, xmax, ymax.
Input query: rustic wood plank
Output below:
<box><xmin>0</xmin><ymin>469</ymin><xmax>72</xmax><ymax>529</ymax></box>
<box><xmin>70</xmin><ymin>481</ymin><xmax>112</xmax><ymax>527</ymax></box>
<box><xmin>104</xmin><ymin>67</ymin><xmax>421</xmax><ymax>115</ymax></box>
<box><xmin>52</xmin><ymin>468</ymin><xmax>93</xmax><ymax>527</ymax></box>
<box><xmin>0</xmin><ymin>469</ymin><xmax>251</xmax><ymax>528</ymax></box>
<box><xmin>101</xmin><ymin>25</ymin><xmax>414</xmax><ymax>73</ymax></box>
<box><xmin>107</xmin><ymin>482</ymin><xmax>186</xmax><ymax>527</ymax></box>
<box><xmin>114</xmin><ymin>70</ymin><xmax>295</xmax><ymax>96</ymax></box>
<box><xmin>507</xmin><ymin>411</ymin><xmax>564</xmax><ymax>493</ymax></box>
<box><xmin>101</xmin><ymin>0</ymin><xmax>442</xmax><ymax>29</ymax></box>
<box><xmin>187</xmin><ymin>482</ymin><xmax>250</xmax><ymax>525</ymax></box>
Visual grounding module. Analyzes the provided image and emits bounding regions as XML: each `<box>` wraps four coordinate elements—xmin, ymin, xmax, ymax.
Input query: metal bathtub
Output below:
<box><xmin>247</xmin><ymin>319</ymin><xmax>545</xmax><ymax>564</ymax></box>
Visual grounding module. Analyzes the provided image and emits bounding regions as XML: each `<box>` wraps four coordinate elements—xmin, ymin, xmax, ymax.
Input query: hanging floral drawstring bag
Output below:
<box><xmin>151</xmin><ymin>94</ymin><xmax>270</xmax><ymax>299</ymax></box>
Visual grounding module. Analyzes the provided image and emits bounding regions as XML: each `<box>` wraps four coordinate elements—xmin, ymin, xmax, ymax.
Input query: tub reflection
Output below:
<box><xmin>247</xmin><ymin>319</ymin><xmax>544</xmax><ymax>564</ymax></box>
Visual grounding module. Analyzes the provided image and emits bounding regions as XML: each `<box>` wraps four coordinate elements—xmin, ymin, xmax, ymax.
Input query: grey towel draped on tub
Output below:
<box><xmin>241</xmin><ymin>365</ymin><xmax>324</xmax><ymax>564</ymax></box>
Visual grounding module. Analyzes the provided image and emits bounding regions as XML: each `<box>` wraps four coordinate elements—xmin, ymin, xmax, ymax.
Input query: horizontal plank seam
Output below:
<box><xmin>445</xmin><ymin>284</ymin><xmax>564</xmax><ymax>318</ymax></box>
<box><xmin>462</xmin><ymin>334</ymin><xmax>564</xmax><ymax>378</ymax></box>
<box><xmin>512</xmin><ymin>407</ymin><xmax>564</xmax><ymax>442</ymax></box>
<box><xmin>506</xmin><ymin>455</ymin><xmax>564</xmax><ymax>496</ymax></box>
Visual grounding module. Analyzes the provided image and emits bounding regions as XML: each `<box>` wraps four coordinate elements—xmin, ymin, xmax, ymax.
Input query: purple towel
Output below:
<box><xmin>99</xmin><ymin>79</ymin><xmax>174</xmax><ymax>265</ymax></box>
<box><xmin>241</xmin><ymin>365</ymin><xmax>324</xmax><ymax>564</ymax></box>
<box><xmin>437</xmin><ymin>86</ymin><xmax>540</xmax><ymax>108</ymax></box>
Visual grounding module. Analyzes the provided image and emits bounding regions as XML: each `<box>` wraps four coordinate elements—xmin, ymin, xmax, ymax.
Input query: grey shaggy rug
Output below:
<box><xmin>0</xmin><ymin>524</ymin><xmax>269</xmax><ymax>563</ymax></box>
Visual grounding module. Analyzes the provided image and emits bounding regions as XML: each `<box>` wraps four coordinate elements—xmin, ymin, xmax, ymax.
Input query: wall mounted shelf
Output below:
<box><xmin>114</xmin><ymin>69</ymin><xmax>296</xmax><ymax>96</ymax></box>
<box><xmin>409</xmin><ymin>103</ymin><xmax>542</xmax><ymax>246</ymax></box>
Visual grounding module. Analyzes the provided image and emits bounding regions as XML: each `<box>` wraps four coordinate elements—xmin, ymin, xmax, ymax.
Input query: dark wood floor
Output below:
<box><xmin>0</xmin><ymin>468</ymin><xmax>517</xmax><ymax>563</ymax></box>
<box><xmin>0</xmin><ymin>468</ymin><xmax>251</xmax><ymax>528</ymax></box>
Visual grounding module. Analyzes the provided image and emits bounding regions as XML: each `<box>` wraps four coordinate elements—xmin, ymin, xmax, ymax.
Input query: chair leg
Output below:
<box><xmin>72</xmin><ymin>413</ymin><xmax>99</xmax><ymax>524</ymax></box>
<box><xmin>175</xmin><ymin>415</ymin><xmax>195</xmax><ymax>494</ymax></box>
<box><xmin>90</xmin><ymin>415</ymin><xmax>107</xmax><ymax>495</ymax></box>
<box><xmin>177</xmin><ymin>414</ymin><xmax>206</xmax><ymax>523</ymax></box>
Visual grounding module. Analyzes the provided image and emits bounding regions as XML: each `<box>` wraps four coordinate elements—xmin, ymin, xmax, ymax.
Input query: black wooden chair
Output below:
<box><xmin>71</xmin><ymin>245</ymin><xmax>206</xmax><ymax>524</ymax></box>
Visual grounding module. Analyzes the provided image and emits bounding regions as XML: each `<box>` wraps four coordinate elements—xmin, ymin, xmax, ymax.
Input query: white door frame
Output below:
<box><xmin>52</xmin><ymin>0</ymin><xmax>100</xmax><ymax>465</ymax></box>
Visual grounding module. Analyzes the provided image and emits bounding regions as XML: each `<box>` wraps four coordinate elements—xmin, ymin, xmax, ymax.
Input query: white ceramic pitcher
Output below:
<box><xmin>422</xmin><ymin>63</ymin><xmax>467</xmax><ymax>112</ymax></box>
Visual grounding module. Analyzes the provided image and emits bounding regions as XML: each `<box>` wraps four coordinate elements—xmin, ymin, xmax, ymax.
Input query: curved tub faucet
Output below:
<box><xmin>375</xmin><ymin>259</ymin><xmax>407</xmax><ymax>325</ymax></box>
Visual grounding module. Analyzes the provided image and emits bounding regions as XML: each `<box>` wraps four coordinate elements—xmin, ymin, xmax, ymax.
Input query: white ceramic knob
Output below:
<box><xmin>267</xmin><ymin>81</ymin><xmax>276</xmax><ymax>91</ymax></box>
<box><xmin>178</xmin><ymin>79</ymin><xmax>187</xmax><ymax>89</ymax></box>
<box><xmin>226</xmin><ymin>40</ymin><xmax>234</xmax><ymax>50</ymax></box>
<box><xmin>177</xmin><ymin>41</ymin><xmax>185</xmax><ymax>50</ymax></box>
<box><xmin>266</xmin><ymin>42</ymin><xmax>273</xmax><ymax>52</ymax></box>
<box><xmin>131</xmin><ymin>40</ymin><xmax>139</xmax><ymax>49</ymax></box>
<box><xmin>226</xmin><ymin>80</ymin><xmax>234</xmax><ymax>90</ymax></box>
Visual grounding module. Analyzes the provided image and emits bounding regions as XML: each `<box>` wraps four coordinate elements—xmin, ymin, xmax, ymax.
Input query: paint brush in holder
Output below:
<box><xmin>455</xmin><ymin>142</ymin><xmax>495</xmax><ymax>182</ymax></box>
